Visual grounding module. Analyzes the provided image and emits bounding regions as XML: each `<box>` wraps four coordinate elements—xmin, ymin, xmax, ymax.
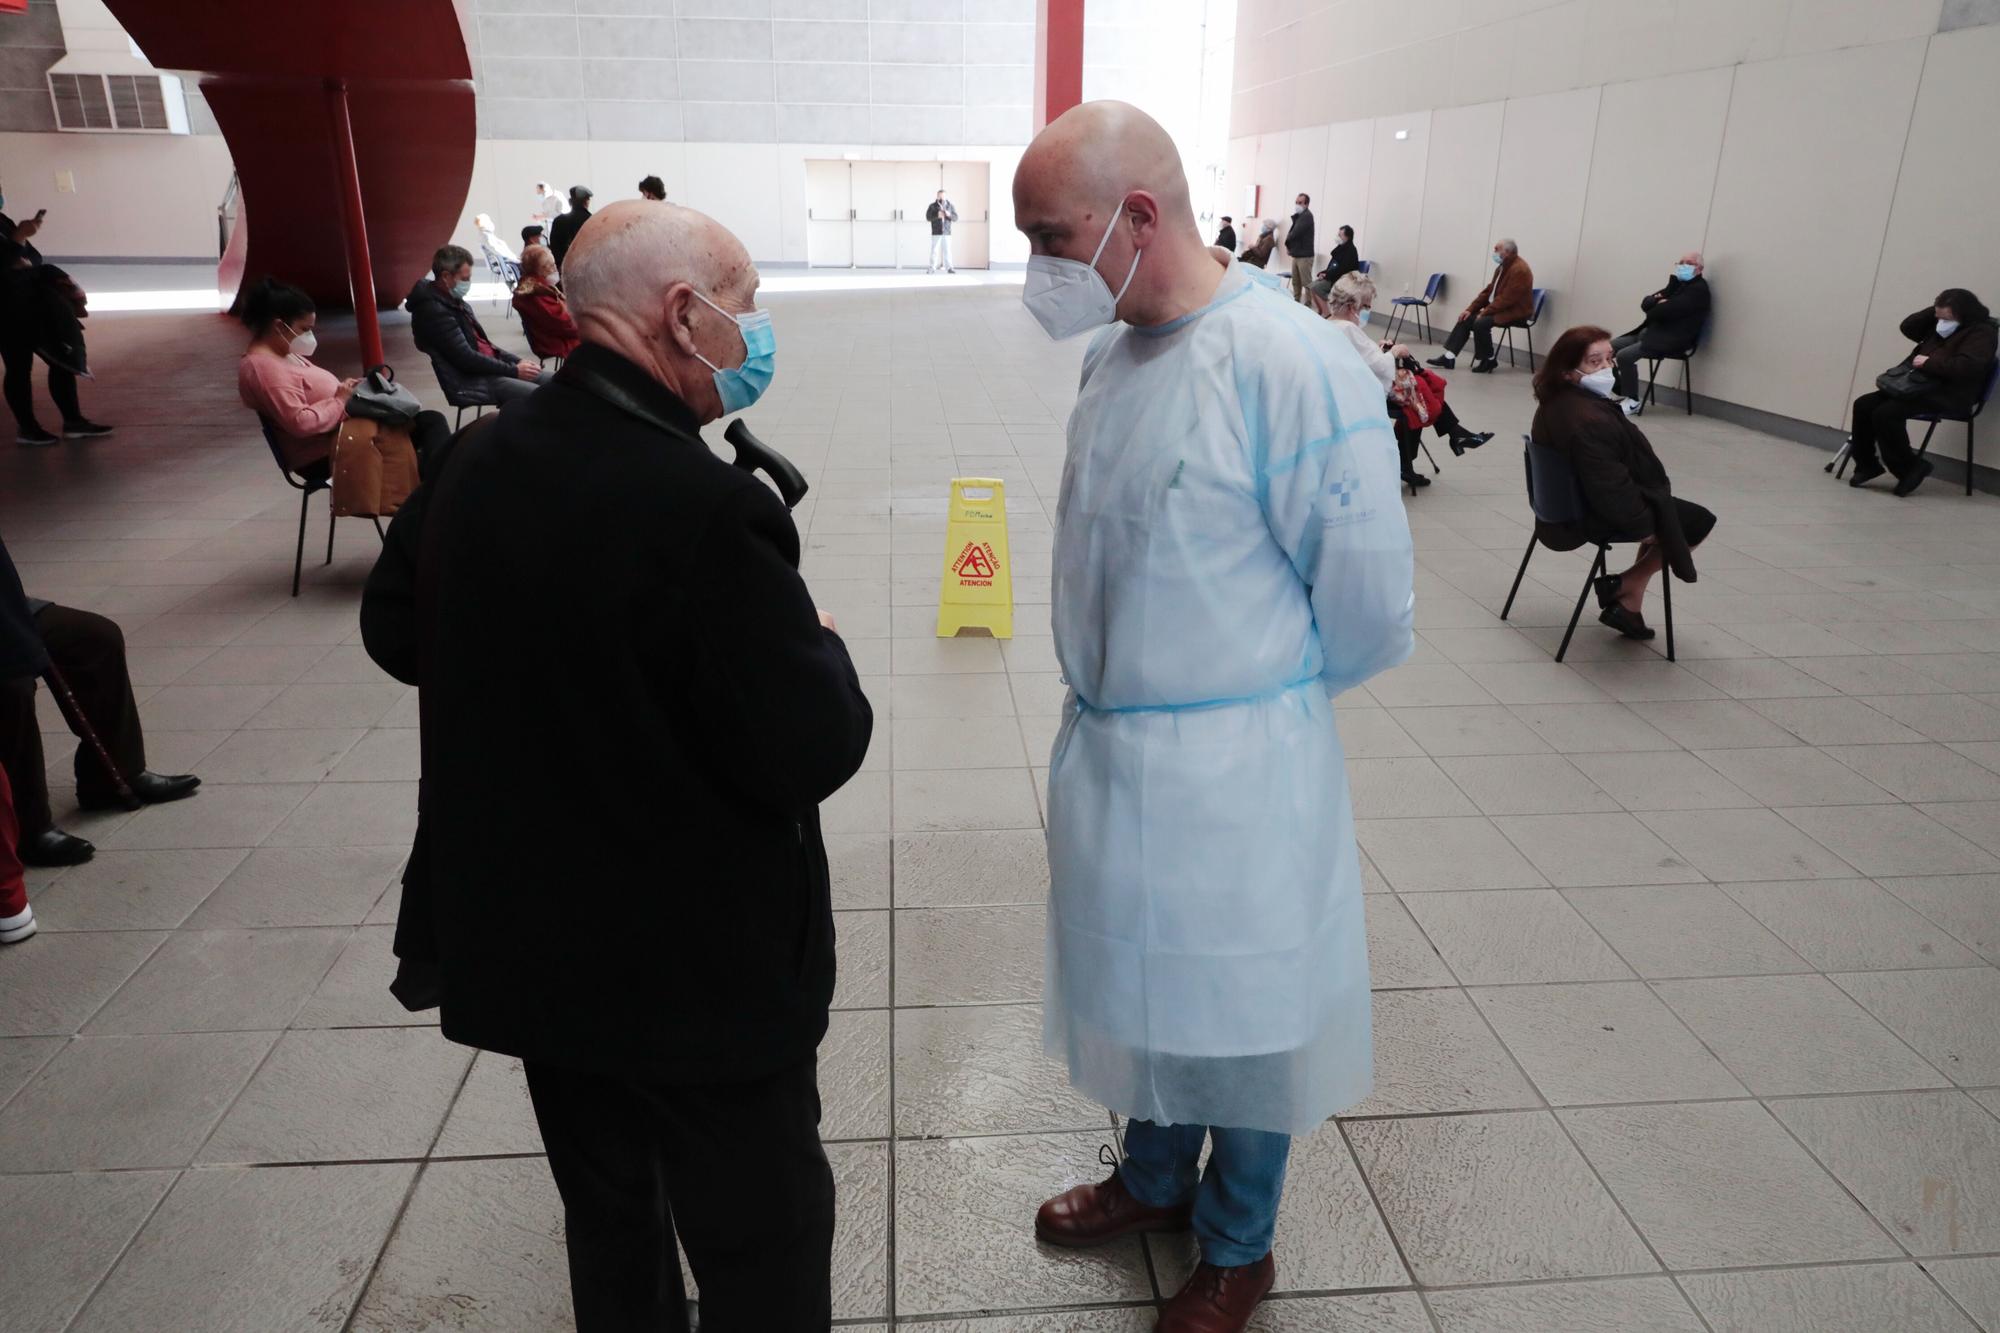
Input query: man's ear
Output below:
<box><xmin>1125</xmin><ymin>191</ymin><xmax>1164</xmax><ymax>248</ymax></box>
<box><xmin>663</xmin><ymin>283</ymin><xmax>702</xmax><ymax>357</ymax></box>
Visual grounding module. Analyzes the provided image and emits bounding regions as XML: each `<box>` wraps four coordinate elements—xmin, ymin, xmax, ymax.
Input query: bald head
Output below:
<box><xmin>564</xmin><ymin>199</ymin><xmax>762</xmax><ymax>423</ymax></box>
<box><xmin>1013</xmin><ymin>100</ymin><xmax>1218</xmax><ymax>328</ymax></box>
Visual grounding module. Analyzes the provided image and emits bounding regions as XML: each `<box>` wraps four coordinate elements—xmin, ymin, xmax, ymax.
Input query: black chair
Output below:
<box><xmin>1387</xmin><ymin>272</ymin><xmax>1443</xmax><ymax>343</ymax></box>
<box><xmin>1642</xmin><ymin>315</ymin><xmax>1710</xmax><ymax>417</ymax></box>
<box><xmin>1501</xmin><ymin>435</ymin><xmax>1673</xmax><ymax>663</ymax></box>
<box><xmin>258</xmin><ymin>416</ymin><xmax>383</xmax><ymax>597</ymax></box>
<box><xmin>1496</xmin><ymin>287</ymin><xmax>1548</xmax><ymax>369</ymax></box>
<box><xmin>422</xmin><ymin>354</ymin><xmax>492</xmax><ymax>431</ymax></box>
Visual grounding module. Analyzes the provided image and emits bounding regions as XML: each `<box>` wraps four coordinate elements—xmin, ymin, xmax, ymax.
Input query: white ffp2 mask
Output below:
<box><xmin>1021</xmin><ymin>203</ymin><xmax>1141</xmax><ymax>341</ymax></box>
<box><xmin>1578</xmin><ymin>368</ymin><xmax>1617</xmax><ymax>398</ymax></box>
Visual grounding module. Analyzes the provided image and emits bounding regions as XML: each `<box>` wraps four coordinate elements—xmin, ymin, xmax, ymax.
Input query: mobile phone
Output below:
<box><xmin>35</xmin><ymin>208</ymin><xmax>46</xmax><ymax>220</ymax></box>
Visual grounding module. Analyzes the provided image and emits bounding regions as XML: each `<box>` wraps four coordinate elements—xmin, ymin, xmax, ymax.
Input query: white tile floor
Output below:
<box><xmin>2</xmin><ymin>272</ymin><xmax>1998</xmax><ymax>1331</ymax></box>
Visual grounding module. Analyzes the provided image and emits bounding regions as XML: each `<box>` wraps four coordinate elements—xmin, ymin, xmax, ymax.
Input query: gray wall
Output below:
<box><xmin>471</xmin><ymin>0</ymin><xmax>1039</xmax><ymax>145</ymax></box>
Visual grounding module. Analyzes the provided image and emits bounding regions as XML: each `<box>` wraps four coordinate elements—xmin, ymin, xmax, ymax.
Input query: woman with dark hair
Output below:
<box><xmin>236</xmin><ymin>276</ymin><xmax>449</xmax><ymax>477</ymax></box>
<box><xmin>1531</xmin><ymin>325</ymin><xmax>1715</xmax><ymax>642</ymax></box>
<box><xmin>1846</xmin><ymin>288</ymin><xmax>1997</xmax><ymax>496</ymax></box>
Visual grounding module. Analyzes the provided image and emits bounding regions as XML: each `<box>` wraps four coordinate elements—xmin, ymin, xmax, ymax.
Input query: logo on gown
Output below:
<box><xmin>1328</xmin><ymin>469</ymin><xmax>1361</xmax><ymax>506</ymax></box>
<box><xmin>952</xmin><ymin>540</ymin><xmax>999</xmax><ymax>585</ymax></box>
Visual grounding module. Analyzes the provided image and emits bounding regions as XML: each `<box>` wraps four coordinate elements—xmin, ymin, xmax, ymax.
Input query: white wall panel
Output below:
<box><xmin>1360</xmin><ymin>111</ymin><xmax>1431</xmax><ymax>303</ymax></box>
<box><xmin>1850</xmin><ymin>21</ymin><xmax>2000</xmax><ymax>456</ymax></box>
<box><xmin>1701</xmin><ymin>38</ymin><xmax>1927</xmax><ymax>425</ymax></box>
<box><xmin>1488</xmin><ymin>86</ymin><xmax>1600</xmax><ymax>333</ymax></box>
<box><xmin>1316</xmin><ymin>118</ymin><xmax>1374</xmax><ymax>275</ymax></box>
<box><xmin>1412</xmin><ymin>102</ymin><xmax>1502</xmax><ymax>327</ymax></box>
<box><xmin>1569</xmin><ymin>65</ymin><xmax>1732</xmax><ymax>351</ymax></box>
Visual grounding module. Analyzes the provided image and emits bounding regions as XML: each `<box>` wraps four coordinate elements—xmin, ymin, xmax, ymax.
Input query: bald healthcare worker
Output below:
<box><xmin>361</xmin><ymin>201</ymin><xmax>874</xmax><ymax>1333</ymax></box>
<box><xmin>1017</xmin><ymin>102</ymin><xmax>1414</xmax><ymax>1333</ymax></box>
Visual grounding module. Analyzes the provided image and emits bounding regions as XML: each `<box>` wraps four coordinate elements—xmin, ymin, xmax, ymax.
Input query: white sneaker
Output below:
<box><xmin>1619</xmin><ymin>397</ymin><xmax>1643</xmax><ymax>416</ymax></box>
<box><xmin>0</xmin><ymin>903</ymin><xmax>35</xmax><ymax>944</ymax></box>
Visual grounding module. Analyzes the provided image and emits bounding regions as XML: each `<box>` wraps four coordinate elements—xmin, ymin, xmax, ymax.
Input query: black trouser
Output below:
<box><xmin>1611</xmin><ymin>334</ymin><xmax>1649</xmax><ymax>399</ymax></box>
<box><xmin>1848</xmin><ymin>389</ymin><xmax>1948</xmax><ymax>478</ymax></box>
<box><xmin>1393</xmin><ymin>403</ymin><xmax>1469</xmax><ymax>473</ymax></box>
<box><xmin>524</xmin><ymin>1056</ymin><xmax>835</xmax><ymax>1333</ymax></box>
<box><xmin>1442</xmin><ymin>315</ymin><xmax>1496</xmax><ymax>361</ymax></box>
<box><xmin>0</xmin><ymin>604</ymin><xmax>145</xmax><ymax>837</ymax></box>
<box><xmin>2</xmin><ymin>330</ymin><xmax>80</xmax><ymax>434</ymax></box>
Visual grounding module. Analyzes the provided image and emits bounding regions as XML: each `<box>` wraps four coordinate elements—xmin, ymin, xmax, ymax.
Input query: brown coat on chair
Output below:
<box><xmin>330</xmin><ymin>417</ymin><xmax>420</xmax><ymax>519</ymax></box>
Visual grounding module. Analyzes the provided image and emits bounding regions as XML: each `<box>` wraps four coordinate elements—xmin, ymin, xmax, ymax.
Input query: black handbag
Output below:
<box><xmin>1875</xmin><ymin>363</ymin><xmax>1936</xmax><ymax>399</ymax></box>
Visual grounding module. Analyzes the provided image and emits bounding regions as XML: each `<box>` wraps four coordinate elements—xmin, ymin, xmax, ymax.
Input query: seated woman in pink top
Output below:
<box><xmin>237</xmin><ymin>276</ymin><xmax>447</xmax><ymax>478</ymax></box>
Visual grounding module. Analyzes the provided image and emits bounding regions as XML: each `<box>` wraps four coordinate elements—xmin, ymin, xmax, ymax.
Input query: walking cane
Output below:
<box><xmin>40</xmin><ymin>663</ymin><xmax>139</xmax><ymax>811</ymax></box>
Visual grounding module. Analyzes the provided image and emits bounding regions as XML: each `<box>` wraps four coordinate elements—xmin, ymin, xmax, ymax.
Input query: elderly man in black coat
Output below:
<box><xmin>362</xmin><ymin>200</ymin><xmax>873</xmax><ymax>1333</ymax></box>
<box><xmin>1611</xmin><ymin>251</ymin><xmax>1712</xmax><ymax>409</ymax></box>
<box><xmin>0</xmin><ymin>536</ymin><xmax>200</xmax><ymax>866</ymax></box>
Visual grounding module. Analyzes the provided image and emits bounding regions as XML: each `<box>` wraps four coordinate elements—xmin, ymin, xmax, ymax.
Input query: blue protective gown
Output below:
<box><xmin>1044</xmin><ymin>258</ymin><xmax>1415</xmax><ymax>1136</ymax></box>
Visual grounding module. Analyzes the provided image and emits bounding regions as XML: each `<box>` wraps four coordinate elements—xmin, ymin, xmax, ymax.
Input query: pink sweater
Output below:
<box><xmin>238</xmin><ymin>350</ymin><xmax>343</xmax><ymax>470</ymax></box>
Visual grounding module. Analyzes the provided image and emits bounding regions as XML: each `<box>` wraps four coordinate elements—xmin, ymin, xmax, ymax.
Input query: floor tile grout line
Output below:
<box><xmin>57</xmin><ymin>1162</ymin><xmax>185</xmax><ymax>1333</ymax></box>
<box><xmin>1331</xmin><ymin>1115</ymin><xmax>1441</xmax><ymax>1331</ymax></box>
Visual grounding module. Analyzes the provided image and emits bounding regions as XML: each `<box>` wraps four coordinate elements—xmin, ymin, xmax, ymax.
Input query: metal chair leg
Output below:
<box><xmin>1500</xmin><ymin>533</ymin><xmax>1537</xmax><ymax>620</ymax></box>
<box><xmin>292</xmin><ymin>488</ymin><xmax>311</xmax><ymax>597</ymax></box>
<box><xmin>1556</xmin><ymin>547</ymin><xmax>1606</xmax><ymax>663</ymax></box>
<box><xmin>1828</xmin><ymin>438</ymin><xmax>1854</xmax><ymax>477</ymax></box>
<box><xmin>1662</xmin><ymin>560</ymin><xmax>1675</xmax><ymax>662</ymax></box>
<box><xmin>1681</xmin><ymin>357</ymin><xmax>1694</xmax><ymax>416</ymax></box>
<box><xmin>325</xmin><ymin>491</ymin><xmax>336</xmax><ymax>565</ymax></box>
<box><xmin>1969</xmin><ymin>419</ymin><xmax>1977</xmax><ymax>497</ymax></box>
<box><xmin>1525</xmin><ymin>323</ymin><xmax>1535</xmax><ymax>370</ymax></box>
<box><xmin>372</xmin><ymin>516</ymin><xmax>386</xmax><ymax>541</ymax></box>
<box><xmin>1644</xmin><ymin>361</ymin><xmax>1660</xmax><ymax>411</ymax></box>
<box><xmin>454</xmin><ymin>405</ymin><xmax>465</xmax><ymax>430</ymax></box>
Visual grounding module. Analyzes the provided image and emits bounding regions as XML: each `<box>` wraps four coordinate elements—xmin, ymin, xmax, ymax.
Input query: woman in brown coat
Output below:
<box><xmin>1531</xmin><ymin>325</ymin><xmax>1715</xmax><ymax>642</ymax></box>
<box><xmin>1846</xmin><ymin>288</ymin><xmax>1997</xmax><ymax>496</ymax></box>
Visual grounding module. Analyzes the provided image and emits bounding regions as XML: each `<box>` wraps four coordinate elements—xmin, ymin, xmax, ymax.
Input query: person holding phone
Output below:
<box><xmin>0</xmin><ymin>187</ymin><xmax>112</xmax><ymax>446</ymax></box>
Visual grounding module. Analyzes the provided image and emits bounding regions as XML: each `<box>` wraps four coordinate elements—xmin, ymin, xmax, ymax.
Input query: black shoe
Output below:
<box><xmin>1599</xmin><ymin>603</ymin><xmax>1655</xmax><ymax>640</ymax></box>
<box><xmin>1448</xmin><ymin>430</ymin><xmax>1491</xmax><ymax>456</ymax></box>
<box><xmin>1893</xmin><ymin>459</ymin><xmax>1934</xmax><ymax>497</ymax></box>
<box><xmin>16</xmin><ymin>427</ymin><xmax>58</xmax><ymax>447</ymax></box>
<box><xmin>1426</xmin><ymin>354</ymin><xmax>1455</xmax><ymax>369</ymax></box>
<box><xmin>62</xmin><ymin>419</ymin><xmax>113</xmax><ymax>439</ymax></box>
<box><xmin>76</xmin><ymin>771</ymin><xmax>201</xmax><ymax>812</ymax></box>
<box><xmin>1402</xmin><ymin>470</ymin><xmax>1431</xmax><ymax>488</ymax></box>
<box><xmin>1594</xmin><ymin>574</ymin><xmax>1623</xmax><ymax>609</ymax></box>
<box><xmin>1848</xmin><ymin>461</ymin><xmax>1886</xmax><ymax>487</ymax></box>
<box><xmin>1470</xmin><ymin>358</ymin><xmax>1500</xmax><ymax>374</ymax></box>
<box><xmin>21</xmin><ymin>828</ymin><xmax>95</xmax><ymax>867</ymax></box>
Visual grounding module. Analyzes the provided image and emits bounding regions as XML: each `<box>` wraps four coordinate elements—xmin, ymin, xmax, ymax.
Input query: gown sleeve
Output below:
<box><xmin>1247</xmin><ymin>318</ymin><xmax>1416</xmax><ymax>695</ymax></box>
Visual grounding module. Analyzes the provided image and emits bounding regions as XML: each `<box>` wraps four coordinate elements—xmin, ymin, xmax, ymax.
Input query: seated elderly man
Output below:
<box><xmin>363</xmin><ymin>201</ymin><xmax>872</xmax><ymax>1331</ymax></box>
<box><xmin>404</xmin><ymin>245</ymin><xmax>547</xmax><ymax>409</ymax></box>
<box><xmin>1430</xmin><ymin>237</ymin><xmax>1533</xmax><ymax>373</ymax></box>
<box><xmin>1611</xmin><ymin>251</ymin><xmax>1711</xmax><ymax>413</ymax></box>
<box><xmin>0</xmin><ymin>535</ymin><xmax>199</xmax><ymax>867</ymax></box>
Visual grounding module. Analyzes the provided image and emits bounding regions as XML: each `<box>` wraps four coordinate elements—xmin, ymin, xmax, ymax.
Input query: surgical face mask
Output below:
<box><xmin>1021</xmin><ymin>203</ymin><xmax>1141</xmax><ymax>342</ymax></box>
<box><xmin>1578</xmin><ymin>367</ymin><xmax>1617</xmax><ymax>398</ymax></box>
<box><xmin>1673</xmin><ymin>264</ymin><xmax>1697</xmax><ymax>282</ymax></box>
<box><xmin>1293</xmin><ymin>204</ymin><xmax>1305</xmax><ymax>215</ymax></box>
<box><xmin>1492</xmin><ymin>252</ymin><xmax>1505</xmax><ymax>266</ymax></box>
<box><xmin>1938</xmin><ymin>319</ymin><xmax>1962</xmax><ymax>337</ymax></box>
<box><xmin>692</xmin><ymin>289</ymin><xmax>776</xmax><ymax>414</ymax></box>
<box><xmin>1359</xmin><ymin>307</ymin><xmax>1373</xmax><ymax>321</ymax></box>
<box><xmin>282</xmin><ymin>323</ymin><xmax>317</xmax><ymax>359</ymax></box>
<box><xmin>450</xmin><ymin>279</ymin><xmax>471</xmax><ymax>299</ymax></box>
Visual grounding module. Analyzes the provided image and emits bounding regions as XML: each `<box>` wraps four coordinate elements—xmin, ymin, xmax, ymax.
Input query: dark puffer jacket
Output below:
<box><xmin>404</xmin><ymin>277</ymin><xmax>520</xmax><ymax>407</ymax></box>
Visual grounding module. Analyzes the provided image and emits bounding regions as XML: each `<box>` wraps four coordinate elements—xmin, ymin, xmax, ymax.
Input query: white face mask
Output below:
<box><xmin>1578</xmin><ymin>367</ymin><xmax>1617</xmax><ymax>398</ymax></box>
<box><xmin>282</xmin><ymin>321</ymin><xmax>317</xmax><ymax>359</ymax></box>
<box><xmin>1021</xmin><ymin>202</ymin><xmax>1141</xmax><ymax>341</ymax></box>
<box><xmin>1938</xmin><ymin>318</ymin><xmax>1962</xmax><ymax>337</ymax></box>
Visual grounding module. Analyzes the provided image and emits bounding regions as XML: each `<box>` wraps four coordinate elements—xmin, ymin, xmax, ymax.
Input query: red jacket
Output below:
<box><xmin>511</xmin><ymin>285</ymin><xmax>581</xmax><ymax>360</ymax></box>
<box><xmin>1390</xmin><ymin>366</ymin><xmax>1447</xmax><ymax>430</ymax></box>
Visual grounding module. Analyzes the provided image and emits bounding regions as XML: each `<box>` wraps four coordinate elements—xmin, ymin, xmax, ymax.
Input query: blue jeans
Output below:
<box><xmin>1119</xmin><ymin>1119</ymin><xmax>1291</xmax><ymax>1267</ymax></box>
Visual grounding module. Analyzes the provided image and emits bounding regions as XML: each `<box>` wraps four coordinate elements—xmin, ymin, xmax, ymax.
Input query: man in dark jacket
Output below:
<box><xmin>0</xmin><ymin>536</ymin><xmax>200</xmax><ymax>867</ymax></box>
<box><xmin>362</xmin><ymin>200</ymin><xmax>873</xmax><ymax>1332</ymax></box>
<box><xmin>404</xmin><ymin>245</ymin><xmax>546</xmax><ymax>408</ymax></box>
<box><xmin>1847</xmin><ymin>288</ymin><xmax>1999</xmax><ymax>496</ymax></box>
<box><xmin>1213</xmin><ymin>215</ymin><xmax>1236</xmax><ymax>253</ymax></box>
<box><xmin>1432</xmin><ymin>238</ymin><xmax>1534</xmax><ymax>373</ymax></box>
<box><xmin>1311</xmin><ymin>224</ymin><xmax>1360</xmax><ymax>299</ymax></box>
<box><xmin>925</xmin><ymin>189</ymin><xmax>957</xmax><ymax>273</ymax></box>
<box><xmin>0</xmin><ymin>190</ymin><xmax>112</xmax><ymax>446</ymax></box>
<box><xmin>1284</xmin><ymin>193</ymin><xmax>1316</xmax><ymax>304</ymax></box>
<box><xmin>547</xmin><ymin>184</ymin><xmax>593</xmax><ymax>268</ymax></box>
<box><xmin>1611</xmin><ymin>251</ymin><xmax>1712</xmax><ymax>409</ymax></box>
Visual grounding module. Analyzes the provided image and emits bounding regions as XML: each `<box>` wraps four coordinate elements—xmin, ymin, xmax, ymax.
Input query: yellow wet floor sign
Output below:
<box><xmin>936</xmin><ymin>477</ymin><xmax>1013</xmax><ymax>639</ymax></box>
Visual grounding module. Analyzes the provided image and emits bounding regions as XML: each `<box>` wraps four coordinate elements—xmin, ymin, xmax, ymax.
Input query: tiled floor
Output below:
<box><xmin>3</xmin><ymin>271</ymin><xmax>1999</xmax><ymax>1331</ymax></box>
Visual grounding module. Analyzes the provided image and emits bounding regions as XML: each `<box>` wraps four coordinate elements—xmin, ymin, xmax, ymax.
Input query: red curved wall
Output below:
<box><xmin>102</xmin><ymin>0</ymin><xmax>476</xmax><ymax>313</ymax></box>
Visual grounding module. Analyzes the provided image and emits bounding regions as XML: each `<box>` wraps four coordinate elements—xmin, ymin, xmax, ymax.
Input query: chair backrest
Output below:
<box><xmin>256</xmin><ymin>414</ymin><xmax>290</xmax><ymax>474</ymax></box>
<box><xmin>1523</xmin><ymin>435</ymin><xmax>1588</xmax><ymax>526</ymax></box>
<box><xmin>1424</xmin><ymin>271</ymin><xmax>1444</xmax><ymax>301</ymax></box>
<box><xmin>1357</xmin><ymin>259</ymin><xmax>1372</xmax><ymax>275</ymax></box>
<box><xmin>1973</xmin><ymin>353</ymin><xmax>2000</xmax><ymax>420</ymax></box>
<box><xmin>1528</xmin><ymin>287</ymin><xmax>1548</xmax><ymax>324</ymax></box>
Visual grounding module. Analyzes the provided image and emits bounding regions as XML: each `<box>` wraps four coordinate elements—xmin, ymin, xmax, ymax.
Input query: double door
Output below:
<box><xmin>806</xmin><ymin>159</ymin><xmax>990</xmax><ymax>269</ymax></box>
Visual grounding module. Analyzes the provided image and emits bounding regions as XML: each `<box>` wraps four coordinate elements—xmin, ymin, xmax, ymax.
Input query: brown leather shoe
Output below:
<box><xmin>1035</xmin><ymin>1151</ymin><xmax>1193</xmax><ymax>1248</ymax></box>
<box><xmin>1157</xmin><ymin>1252</ymin><xmax>1277</xmax><ymax>1332</ymax></box>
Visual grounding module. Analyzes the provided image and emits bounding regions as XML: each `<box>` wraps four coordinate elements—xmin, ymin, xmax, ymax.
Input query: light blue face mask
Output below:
<box><xmin>692</xmin><ymin>290</ymin><xmax>776</xmax><ymax>414</ymax></box>
<box><xmin>450</xmin><ymin>279</ymin><xmax>472</xmax><ymax>299</ymax></box>
<box><xmin>1938</xmin><ymin>318</ymin><xmax>1962</xmax><ymax>337</ymax></box>
<box><xmin>1673</xmin><ymin>263</ymin><xmax>1697</xmax><ymax>282</ymax></box>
